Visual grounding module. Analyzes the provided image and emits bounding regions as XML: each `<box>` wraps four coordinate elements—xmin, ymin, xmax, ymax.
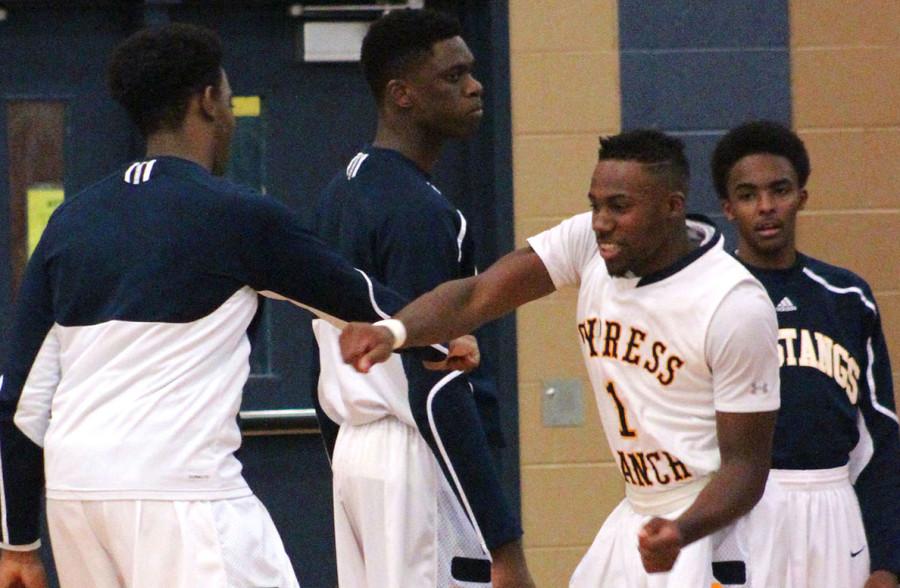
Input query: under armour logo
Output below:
<box><xmin>750</xmin><ymin>382</ymin><xmax>769</xmax><ymax>394</ymax></box>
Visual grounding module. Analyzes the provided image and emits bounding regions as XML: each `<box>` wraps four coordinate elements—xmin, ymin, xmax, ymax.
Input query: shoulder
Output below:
<box><xmin>696</xmin><ymin>243</ymin><xmax>764</xmax><ymax>292</ymax></box>
<box><xmin>798</xmin><ymin>254</ymin><xmax>877</xmax><ymax>311</ymax></box>
<box><xmin>41</xmin><ymin>168</ymin><xmax>125</xmax><ymax>238</ymax></box>
<box><xmin>353</xmin><ymin>150</ymin><xmax>448</xmax><ymax>207</ymax></box>
<box><xmin>801</xmin><ymin>254</ymin><xmax>872</xmax><ymax>290</ymax></box>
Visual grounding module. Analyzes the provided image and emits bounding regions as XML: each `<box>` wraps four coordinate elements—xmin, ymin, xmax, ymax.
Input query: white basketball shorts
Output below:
<box><xmin>331</xmin><ymin>415</ymin><xmax>492</xmax><ymax>587</ymax></box>
<box><xmin>766</xmin><ymin>466</ymin><xmax>869</xmax><ymax>588</ymax></box>
<box><xmin>46</xmin><ymin>495</ymin><xmax>299</xmax><ymax>588</ymax></box>
<box><xmin>569</xmin><ymin>476</ymin><xmax>787</xmax><ymax>587</ymax></box>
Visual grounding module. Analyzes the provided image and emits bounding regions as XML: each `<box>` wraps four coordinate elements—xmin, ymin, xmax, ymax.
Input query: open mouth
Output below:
<box><xmin>598</xmin><ymin>242</ymin><xmax>621</xmax><ymax>259</ymax></box>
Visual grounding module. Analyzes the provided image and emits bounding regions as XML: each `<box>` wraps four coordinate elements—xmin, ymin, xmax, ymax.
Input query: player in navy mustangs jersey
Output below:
<box><xmin>0</xmin><ymin>23</ymin><xmax>470</xmax><ymax>588</ymax></box>
<box><xmin>340</xmin><ymin>130</ymin><xmax>791</xmax><ymax>587</ymax></box>
<box><xmin>311</xmin><ymin>10</ymin><xmax>532</xmax><ymax>588</ymax></box>
<box><xmin>714</xmin><ymin>120</ymin><xmax>900</xmax><ymax>588</ymax></box>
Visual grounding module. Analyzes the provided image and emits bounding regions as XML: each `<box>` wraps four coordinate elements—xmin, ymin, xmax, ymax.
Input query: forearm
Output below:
<box><xmin>675</xmin><ymin>410</ymin><xmax>776</xmax><ymax>546</ymax></box>
<box><xmin>396</xmin><ymin>276</ymin><xmax>486</xmax><ymax>348</ymax></box>
<box><xmin>397</xmin><ymin>247</ymin><xmax>556</xmax><ymax>349</ymax></box>
<box><xmin>674</xmin><ymin>459</ymin><xmax>768</xmax><ymax>546</ymax></box>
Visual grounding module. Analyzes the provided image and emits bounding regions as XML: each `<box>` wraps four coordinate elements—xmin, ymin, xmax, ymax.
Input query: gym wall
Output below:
<box><xmin>508</xmin><ymin>1</ymin><xmax>899</xmax><ymax>585</ymax></box>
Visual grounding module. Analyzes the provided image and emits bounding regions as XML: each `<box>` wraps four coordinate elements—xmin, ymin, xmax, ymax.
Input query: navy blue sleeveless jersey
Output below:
<box><xmin>314</xmin><ymin>146</ymin><xmax>519</xmax><ymax>550</ymax></box>
<box><xmin>0</xmin><ymin>156</ymin><xmax>414</xmax><ymax>548</ymax></box>
<box><xmin>743</xmin><ymin>253</ymin><xmax>900</xmax><ymax>574</ymax></box>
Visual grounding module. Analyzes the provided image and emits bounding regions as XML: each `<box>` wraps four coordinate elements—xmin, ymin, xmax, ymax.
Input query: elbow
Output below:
<box><xmin>739</xmin><ymin>464</ymin><xmax>771</xmax><ymax>514</ymax></box>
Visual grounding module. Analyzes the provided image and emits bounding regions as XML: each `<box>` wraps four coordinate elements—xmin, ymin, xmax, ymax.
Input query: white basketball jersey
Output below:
<box><xmin>529</xmin><ymin>213</ymin><xmax>780</xmax><ymax>511</ymax></box>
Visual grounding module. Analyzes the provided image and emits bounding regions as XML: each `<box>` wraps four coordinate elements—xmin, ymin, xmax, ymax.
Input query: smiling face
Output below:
<box><xmin>589</xmin><ymin>159</ymin><xmax>685</xmax><ymax>277</ymax></box>
<box><xmin>721</xmin><ymin>153</ymin><xmax>808</xmax><ymax>269</ymax></box>
<box><xmin>403</xmin><ymin>36</ymin><xmax>483</xmax><ymax>139</ymax></box>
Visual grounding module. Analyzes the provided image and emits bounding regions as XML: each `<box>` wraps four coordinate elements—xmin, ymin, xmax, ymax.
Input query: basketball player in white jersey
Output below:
<box><xmin>339</xmin><ymin>130</ymin><xmax>789</xmax><ymax>586</ymax></box>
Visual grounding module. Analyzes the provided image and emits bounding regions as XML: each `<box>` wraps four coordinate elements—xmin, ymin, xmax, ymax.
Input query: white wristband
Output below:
<box><xmin>373</xmin><ymin>319</ymin><xmax>407</xmax><ymax>350</ymax></box>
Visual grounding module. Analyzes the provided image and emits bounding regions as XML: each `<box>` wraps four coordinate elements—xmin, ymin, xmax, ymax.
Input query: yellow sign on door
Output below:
<box><xmin>27</xmin><ymin>185</ymin><xmax>64</xmax><ymax>257</ymax></box>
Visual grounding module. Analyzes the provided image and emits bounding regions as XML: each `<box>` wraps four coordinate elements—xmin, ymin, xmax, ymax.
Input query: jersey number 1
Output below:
<box><xmin>606</xmin><ymin>381</ymin><xmax>636</xmax><ymax>438</ymax></box>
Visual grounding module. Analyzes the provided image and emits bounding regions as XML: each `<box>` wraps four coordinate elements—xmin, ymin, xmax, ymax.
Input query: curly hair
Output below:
<box><xmin>360</xmin><ymin>9</ymin><xmax>461</xmax><ymax>104</ymax></box>
<box><xmin>108</xmin><ymin>23</ymin><xmax>223</xmax><ymax>138</ymax></box>
<box><xmin>598</xmin><ymin>129</ymin><xmax>690</xmax><ymax>193</ymax></box>
<box><xmin>711</xmin><ymin>120</ymin><xmax>810</xmax><ymax>199</ymax></box>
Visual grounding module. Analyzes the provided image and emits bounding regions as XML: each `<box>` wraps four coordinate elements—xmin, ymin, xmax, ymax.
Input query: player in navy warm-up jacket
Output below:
<box><xmin>714</xmin><ymin>120</ymin><xmax>900</xmax><ymax>588</ymax></box>
<box><xmin>0</xmin><ymin>23</ymin><xmax>466</xmax><ymax>588</ymax></box>
<box><xmin>310</xmin><ymin>10</ymin><xmax>530</xmax><ymax>588</ymax></box>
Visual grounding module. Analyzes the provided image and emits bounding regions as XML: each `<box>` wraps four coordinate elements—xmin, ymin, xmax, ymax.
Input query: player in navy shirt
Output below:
<box><xmin>0</xmin><ymin>23</ymin><xmax>465</xmax><ymax>587</ymax></box>
<box><xmin>714</xmin><ymin>120</ymin><xmax>900</xmax><ymax>588</ymax></box>
<box><xmin>311</xmin><ymin>10</ymin><xmax>531</xmax><ymax>588</ymax></box>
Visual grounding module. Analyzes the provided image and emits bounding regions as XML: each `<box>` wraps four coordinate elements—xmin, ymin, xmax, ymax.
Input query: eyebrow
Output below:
<box><xmin>734</xmin><ymin>177</ymin><xmax>792</xmax><ymax>190</ymax></box>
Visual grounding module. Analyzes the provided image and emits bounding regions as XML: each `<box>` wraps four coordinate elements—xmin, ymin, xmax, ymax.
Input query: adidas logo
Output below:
<box><xmin>775</xmin><ymin>297</ymin><xmax>797</xmax><ymax>312</ymax></box>
<box><xmin>123</xmin><ymin>159</ymin><xmax>156</xmax><ymax>185</ymax></box>
<box><xmin>345</xmin><ymin>152</ymin><xmax>368</xmax><ymax>180</ymax></box>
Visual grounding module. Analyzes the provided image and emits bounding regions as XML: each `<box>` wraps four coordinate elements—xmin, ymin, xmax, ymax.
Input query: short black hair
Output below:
<box><xmin>711</xmin><ymin>120</ymin><xmax>810</xmax><ymax>199</ymax></box>
<box><xmin>360</xmin><ymin>9</ymin><xmax>461</xmax><ymax>104</ymax></box>
<box><xmin>598</xmin><ymin>129</ymin><xmax>690</xmax><ymax>193</ymax></box>
<box><xmin>108</xmin><ymin>23</ymin><xmax>223</xmax><ymax>138</ymax></box>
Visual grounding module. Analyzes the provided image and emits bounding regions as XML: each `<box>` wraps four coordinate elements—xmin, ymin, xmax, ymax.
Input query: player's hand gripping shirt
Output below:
<box><xmin>743</xmin><ymin>253</ymin><xmax>900</xmax><ymax>575</ymax></box>
<box><xmin>0</xmin><ymin>156</ymin><xmax>413</xmax><ymax>549</ymax></box>
<box><xmin>528</xmin><ymin>213</ymin><xmax>780</xmax><ymax>513</ymax></box>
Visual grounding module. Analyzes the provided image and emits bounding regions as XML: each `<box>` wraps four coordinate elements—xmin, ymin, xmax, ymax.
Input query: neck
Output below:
<box><xmin>145</xmin><ymin>125</ymin><xmax>214</xmax><ymax>172</ymax></box>
<box><xmin>736</xmin><ymin>245</ymin><xmax>797</xmax><ymax>270</ymax></box>
<box><xmin>637</xmin><ymin>223</ymin><xmax>697</xmax><ymax>277</ymax></box>
<box><xmin>372</xmin><ymin>117</ymin><xmax>444</xmax><ymax>174</ymax></box>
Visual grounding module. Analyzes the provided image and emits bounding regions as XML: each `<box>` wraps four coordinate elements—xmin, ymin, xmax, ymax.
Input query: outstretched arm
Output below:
<box><xmin>639</xmin><ymin>409</ymin><xmax>776</xmax><ymax>572</ymax></box>
<box><xmin>341</xmin><ymin>247</ymin><xmax>555</xmax><ymax>371</ymax></box>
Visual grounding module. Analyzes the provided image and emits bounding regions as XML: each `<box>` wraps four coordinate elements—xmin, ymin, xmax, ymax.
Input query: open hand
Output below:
<box><xmin>638</xmin><ymin>517</ymin><xmax>683</xmax><ymax>573</ymax></box>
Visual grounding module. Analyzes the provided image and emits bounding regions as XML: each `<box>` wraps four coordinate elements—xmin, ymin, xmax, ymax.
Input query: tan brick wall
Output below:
<box><xmin>790</xmin><ymin>0</ymin><xmax>900</xmax><ymax>409</ymax></box>
<box><xmin>508</xmin><ymin>2</ymin><xmax>899</xmax><ymax>584</ymax></box>
<box><xmin>508</xmin><ymin>1</ymin><xmax>621</xmax><ymax>584</ymax></box>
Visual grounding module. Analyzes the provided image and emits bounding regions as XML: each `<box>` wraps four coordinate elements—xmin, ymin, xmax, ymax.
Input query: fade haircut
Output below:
<box><xmin>108</xmin><ymin>23</ymin><xmax>223</xmax><ymax>138</ymax></box>
<box><xmin>360</xmin><ymin>9</ymin><xmax>461</xmax><ymax>105</ymax></box>
<box><xmin>598</xmin><ymin>129</ymin><xmax>690</xmax><ymax>193</ymax></box>
<box><xmin>711</xmin><ymin>120</ymin><xmax>810</xmax><ymax>200</ymax></box>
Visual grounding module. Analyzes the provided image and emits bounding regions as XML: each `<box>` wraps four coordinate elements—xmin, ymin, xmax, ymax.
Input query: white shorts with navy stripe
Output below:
<box><xmin>569</xmin><ymin>476</ymin><xmax>788</xmax><ymax>587</ymax></box>
<box><xmin>331</xmin><ymin>416</ymin><xmax>491</xmax><ymax>587</ymax></box>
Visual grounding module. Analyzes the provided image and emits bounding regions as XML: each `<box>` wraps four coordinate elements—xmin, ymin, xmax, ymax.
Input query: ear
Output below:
<box><xmin>385</xmin><ymin>79</ymin><xmax>414</xmax><ymax>110</ymax></box>
<box><xmin>199</xmin><ymin>85</ymin><xmax>219</xmax><ymax>121</ymax></box>
<box><xmin>720</xmin><ymin>197</ymin><xmax>736</xmax><ymax>221</ymax></box>
<box><xmin>667</xmin><ymin>190</ymin><xmax>687</xmax><ymax>217</ymax></box>
<box><xmin>797</xmin><ymin>188</ymin><xmax>809</xmax><ymax>211</ymax></box>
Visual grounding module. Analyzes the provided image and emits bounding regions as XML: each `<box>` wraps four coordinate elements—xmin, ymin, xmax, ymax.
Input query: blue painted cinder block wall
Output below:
<box><xmin>618</xmin><ymin>0</ymin><xmax>791</xmax><ymax>243</ymax></box>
